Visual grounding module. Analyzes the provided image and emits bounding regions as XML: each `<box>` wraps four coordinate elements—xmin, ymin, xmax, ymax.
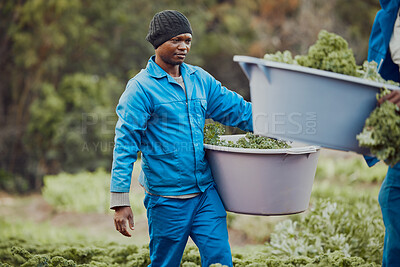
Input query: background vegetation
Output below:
<box><xmin>0</xmin><ymin>0</ymin><xmax>381</xmax><ymax>190</ymax></box>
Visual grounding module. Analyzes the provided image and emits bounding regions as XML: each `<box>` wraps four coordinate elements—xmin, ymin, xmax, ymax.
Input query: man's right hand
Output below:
<box><xmin>113</xmin><ymin>206</ymin><xmax>134</xmax><ymax>237</ymax></box>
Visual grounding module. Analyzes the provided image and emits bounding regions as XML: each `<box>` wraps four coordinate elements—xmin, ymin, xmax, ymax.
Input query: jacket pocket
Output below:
<box><xmin>193</xmin><ymin>99</ymin><xmax>207</xmax><ymax>128</ymax></box>
<box><xmin>142</xmin><ymin>151</ymin><xmax>182</xmax><ymax>190</ymax></box>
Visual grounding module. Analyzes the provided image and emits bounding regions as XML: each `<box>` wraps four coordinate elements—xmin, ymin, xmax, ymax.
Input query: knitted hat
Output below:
<box><xmin>146</xmin><ymin>10</ymin><xmax>192</xmax><ymax>49</ymax></box>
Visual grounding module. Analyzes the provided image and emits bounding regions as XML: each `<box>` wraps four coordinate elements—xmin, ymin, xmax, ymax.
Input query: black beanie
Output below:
<box><xmin>146</xmin><ymin>10</ymin><xmax>192</xmax><ymax>49</ymax></box>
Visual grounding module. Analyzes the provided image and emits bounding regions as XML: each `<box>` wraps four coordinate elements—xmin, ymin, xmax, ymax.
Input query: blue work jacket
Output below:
<box><xmin>110</xmin><ymin>56</ymin><xmax>253</xmax><ymax>196</ymax></box>
<box><xmin>365</xmin><ymin>0</ymin><xmax>400</xmax><ymax>167</ymax></box>
<box><xmin>368</xmin><ymin>0</ymin><xmax>400</xmax><ymax>83</ymax></box>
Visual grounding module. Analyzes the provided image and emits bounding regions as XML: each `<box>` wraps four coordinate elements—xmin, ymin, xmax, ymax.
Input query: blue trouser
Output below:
<box><xmin>378</xmin><ymin>163</ymin><xmax>400</xmax><ymax>267</ymax></box>
<box><xmin>143</xmin><ymin>184</ymin><xmax>232</xmax><ymax>267</ymax></box>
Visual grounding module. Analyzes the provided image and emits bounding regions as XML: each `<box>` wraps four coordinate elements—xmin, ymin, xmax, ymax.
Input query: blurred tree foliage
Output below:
<box><xmin>0</xmin><ymin>0</ymin><xmax>381</xmax><ymax>191</ymax></box>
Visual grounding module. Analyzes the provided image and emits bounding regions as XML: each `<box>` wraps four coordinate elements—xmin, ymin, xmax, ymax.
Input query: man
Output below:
<box><xmin>110</xmin><ymin>10</ymin><xmax>253</xmax><ymax>267</ymax></box>
<box><xmin>366</xmin><ymin>1</ymin><xmax>400</xmax><ymax>266</ymax></box>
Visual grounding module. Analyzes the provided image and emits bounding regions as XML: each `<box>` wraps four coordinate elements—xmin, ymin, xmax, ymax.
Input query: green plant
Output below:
<box><xmin>357</xmin><ymin>88</ymin><xmax>400</xmax><ymax>166</ymax></box>
<box><xmin>204</xmin><ymin>123</ymin><xmax>291</xmax><ymax>149</ymax></box>
<box><xmin>0</xmin><ymin>169</ymin><xmax>28</xmax><ymax>194</ymax></box>
<box><xmin>264</xmin><ymin>30</ymin><xmax>358</xmax><ymax>76</ymax></box>
<box><xmin>264</xmin><ymin>30</ymin><xmax>399</xmax><ymax>87</ymax></box>
<box><xmin>264</xmin><ymin>197</ymin><xmax>384</xmax><ymax>264</ymax></box>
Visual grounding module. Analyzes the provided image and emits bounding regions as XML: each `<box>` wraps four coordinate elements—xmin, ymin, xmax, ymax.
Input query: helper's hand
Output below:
<box><xmin>378</xmin><ymin>90</ymin><xmax>400</xmax><ymax>108</ymax></box>
<box><xmin>113</xmin><ymin>206</ymin><xmax>134</xmax><ymax>237</ymax></box>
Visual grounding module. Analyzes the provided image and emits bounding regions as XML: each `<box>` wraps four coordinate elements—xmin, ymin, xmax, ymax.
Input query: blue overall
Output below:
<box><xmin>367</xmin><ymin>1</ymin><xmax>400</xmax><ymax>265</ymax></box>
<box><xmin>144</xmin><ymin>184</ymin><xmax>232</xmax><ymax>267</ymax></box>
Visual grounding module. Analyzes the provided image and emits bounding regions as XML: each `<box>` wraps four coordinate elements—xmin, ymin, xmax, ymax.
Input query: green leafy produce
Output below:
<box><xmin>356</xmin><ymin>61</ymin><xmax>400</xmax><ymax>86</ymax></box>
<box><xmin>264</xmin><ymin>30</ymin><xmax>358</xmax><ymax>76</ymax></box>
<box><xmin>263</xmin><ymin>30</ymin><xmax>398</xmax><ymax>86</ymax></box>
<box><xmin>263</xmin><ymin>50</ymin><xmax>295</xmax><ymax>65</ymax></box>
<box><xmin>296</xmin><ymin>30</ymin><xmax>358</xmax><ymax>76</ymax></box>
<box><xmin>204</xmin><ymin>123</ymin><xmax>227</xmax><ymax>146</ymax></box>
<box><xmin>204</xmin><ymin>123</ymin><xmax>291</xmax><ymax>149</ymax></box>
<box><xmin>357</xmin><ymin>88</ymin><xmax>400</xmax><ymax>166</ymax></box>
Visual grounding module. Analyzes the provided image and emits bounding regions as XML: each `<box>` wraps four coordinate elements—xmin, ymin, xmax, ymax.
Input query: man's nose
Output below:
<box><xmin>177</xmin><ymin>42</ymin><xmax>189</xmax><ymax>50</ymax></box>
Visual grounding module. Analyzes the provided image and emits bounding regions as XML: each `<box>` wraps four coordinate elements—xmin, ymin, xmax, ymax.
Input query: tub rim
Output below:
<box><xmin>204</xmin><ymin>134</ymin><xmax>320</xmax><ymax>155</ymax></box>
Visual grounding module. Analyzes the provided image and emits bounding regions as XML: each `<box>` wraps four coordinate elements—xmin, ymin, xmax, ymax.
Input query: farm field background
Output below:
<box><xmin>0</xmin><ymin>149</ymin><xmax>387</xmax><ymax>266</ymax></box>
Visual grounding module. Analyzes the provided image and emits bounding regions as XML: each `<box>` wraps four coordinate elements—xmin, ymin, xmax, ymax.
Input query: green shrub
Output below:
<box><xmin>264</xmin><ymin>197</ymin><xmax>384</xmax><ymax>264</ymax></box>
<box><xmin>0</xmin><ymin>169</ymin><xmax>29</xmax><ymax>194</ymax></box>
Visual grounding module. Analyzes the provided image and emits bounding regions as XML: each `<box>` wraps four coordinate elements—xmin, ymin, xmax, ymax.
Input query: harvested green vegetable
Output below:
<box><xmin>203</xmin><ymin>123</ymin><xmax>291</xmax><ymax>149</ymax></box>
<box><xmin>263</xmin><ymin>30</ymin><xmax>398</xmax><ymax>86</ymax></box>
<box><xmin>357</xmin><ymin>88</ymin><xmax>400</xmax><ymax>166</ymax></box>
<box><xmin>297</xmin><ymin>30</ymin><xmax>358</xmax><ymax>76</ymax></box>
<box><xmin>263</xmin><ymin>50</ymin><xmax>295</xmax><ymax>65</ymax></box>
<box><xmin>203</xmin><ymin>123</ymin><xmax>227</xmax><ymax>146</ymax></box>
<box><xmin>264</xmin><ymin>30</ymin><xmax>357</xmax><ymax>76</ymax></box>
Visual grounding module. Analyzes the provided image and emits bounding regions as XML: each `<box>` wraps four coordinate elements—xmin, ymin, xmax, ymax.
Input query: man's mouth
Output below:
<box><xmin>176</xmin><ymin>53</ymin><xmax>186</xmax><ymax>59</ymax></box>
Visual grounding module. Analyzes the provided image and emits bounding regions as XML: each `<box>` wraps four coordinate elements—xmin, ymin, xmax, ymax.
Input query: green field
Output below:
<box><xmin>0</xmin><ymin>150</ymin><xmax>387</xmax><ymax>266</ymax></box>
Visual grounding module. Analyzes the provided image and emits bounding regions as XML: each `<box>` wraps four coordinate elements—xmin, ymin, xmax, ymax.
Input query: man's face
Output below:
<box><xmin>155</xmin><ymin>33</ymin><xmax>192</xmax><ymax>66</ymax></box>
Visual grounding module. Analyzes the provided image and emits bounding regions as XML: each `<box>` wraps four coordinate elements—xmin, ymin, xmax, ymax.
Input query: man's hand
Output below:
<box><xmin>113</xmin><ymin>206</ymin><xmax>134</xmax><ymax>237</ymax></box>
<box><xmin>378</xmin><ymin>90</ymin><xmax>400</xmax><ymax>108</ymax></box>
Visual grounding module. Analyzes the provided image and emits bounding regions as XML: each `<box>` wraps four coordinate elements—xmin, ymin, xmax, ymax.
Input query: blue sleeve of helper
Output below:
<box><xmin>363</xmin><ymin>155</ymin><xmax>381</xmax><ymax>167</ymax></box>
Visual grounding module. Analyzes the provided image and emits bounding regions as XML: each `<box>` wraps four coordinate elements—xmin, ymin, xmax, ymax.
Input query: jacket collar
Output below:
<box><xmin>145</xmin><ymin>55</ymin><xmax>197</xmax><ymax>79</ymax></box>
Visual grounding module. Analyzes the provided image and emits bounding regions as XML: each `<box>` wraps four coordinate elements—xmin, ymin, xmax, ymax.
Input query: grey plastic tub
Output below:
<box><xmin>234</xmin><ymin>55</ymin><xmax>400</xmax><ymax>154</ymax></box>
<box><xmin>205</xmin><ymin>135</ymin><xmax>320</xmax><ymax>215</ymax></box>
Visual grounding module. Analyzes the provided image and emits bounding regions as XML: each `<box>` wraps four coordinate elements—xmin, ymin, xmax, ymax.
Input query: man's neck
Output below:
<box><xmin>155</xmin><ymin>57</ymin><xmax>181</xmax><ymax>77</ymax></box>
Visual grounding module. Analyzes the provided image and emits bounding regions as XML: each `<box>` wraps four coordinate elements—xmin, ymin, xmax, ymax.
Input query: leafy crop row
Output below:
<box><xmin>0</xmin><ymin>238</ymin><xmax>379</xmax><ymax>266</ymax></box>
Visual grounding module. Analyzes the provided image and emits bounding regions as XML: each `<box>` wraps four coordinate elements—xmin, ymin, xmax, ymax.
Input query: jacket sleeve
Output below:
<box><xmin>110</xmin><ymin>79</ymin><xmax>151</xmax><ymax>193</ymax></box>
<box><xmin>204</xmin><ymin>71</ymin><xmax>253</xmax><ymax>132</ymax></box>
